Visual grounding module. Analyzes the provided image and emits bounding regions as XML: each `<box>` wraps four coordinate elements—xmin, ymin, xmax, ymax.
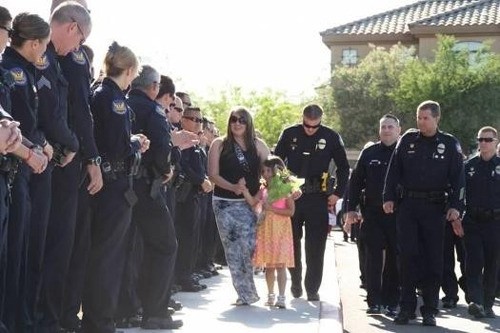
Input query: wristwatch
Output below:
<box><xmin>87</xmin><ymin>156</ymin><xmax>102</xmax><ymax>166</ymax></box>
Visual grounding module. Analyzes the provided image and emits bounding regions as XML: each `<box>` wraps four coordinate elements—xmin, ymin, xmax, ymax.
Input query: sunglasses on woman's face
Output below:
<box><xmin>229</xmin><ymin>115</ymin><xmax>247</xmax><ymax>125</ymax></box>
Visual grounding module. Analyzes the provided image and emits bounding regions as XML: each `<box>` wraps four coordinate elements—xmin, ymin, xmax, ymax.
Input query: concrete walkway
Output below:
<box><xmin>120</xmin><ymin>236</ymin><xmax>342</xmax><ymax>332</ymax></box>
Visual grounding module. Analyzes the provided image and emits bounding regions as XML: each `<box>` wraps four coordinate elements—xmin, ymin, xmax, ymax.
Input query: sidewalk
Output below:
<box><xmin>121</xmin><ymin>236</ymin><xmax>342</xmax><ymax>332</ymax></box>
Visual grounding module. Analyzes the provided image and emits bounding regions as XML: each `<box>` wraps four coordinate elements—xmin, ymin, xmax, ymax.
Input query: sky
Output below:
<box><xmin>3</xmin><ymin>0</ymin><xmax>417</xmax><ymax>99</ymax></box>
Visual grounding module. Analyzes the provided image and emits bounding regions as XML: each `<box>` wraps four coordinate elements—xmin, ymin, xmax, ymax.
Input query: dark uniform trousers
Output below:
<box><xmin>60</xmin><ymin>168</ymin><xmax>93</xmax><ymax>330</ymax></box>
<box><xmin>82</xmin><ymin>177</ymin><xmax>133</xmax><ymax>333</ymax></box>
<box><xmin>134</xmin><ymin>178</ymin><xmax>178</xmax><ymax>318</ymax></box>
<box><xmin>0</xmin><ymin>174</ymin><xmax>10</xmax><ymax>333</ymax></box>
<box><xmin>3</xmin><ymin>164</ymin><xmax>31</xmax><ymax>332</ymax></box>
<box><xmin>360</xmin><ymin>206</ymin><xmax>399</xmax><ymax>307</ymax></box>
<box><xmin>25</xmin><ymin>164</ymin><xmax>54</xmax><ymax>330</ymax></box>
<box><xmin>289</xmin><ymin>193</ymin><xmax>329</xmax><ymax>295</ymax></box>
<box><xmin>174</xmin><ymin>190</ymin><xmax>201</xmax><ymax>285</ymax></box>
<box><xmin>397</xmin><ymin>198</ymin><xmax>445</xmax><ymax>315</ymax></box>
<box><xmin>463</xmin><ymin>215</ymin><xmax>500</xmax><ymax>310</ymax></box>
<box><xmin>115</xmin><ymin>224</ymin><xmax>142</xmax><ymax>319</ymax></box>
<box><xmin>38</xmin><ymin>157</ymin><xmax>81</xmax><ymax>332</ymax></box>
<box><xmin>441</xmin><ymin>221</ymin><xmax>466</xmax><ymax>302</ymax></box>
<box><xmin>197</xmin><ymin>193</ymin><xmax>218</xmax><ymax>271</ymax></box>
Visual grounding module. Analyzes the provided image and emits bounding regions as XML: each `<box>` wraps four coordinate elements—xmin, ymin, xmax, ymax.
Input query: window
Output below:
<box><xmin>453</xmin><ymin>41</ymin><xmax>483</xmax><ymax>64</ymax></box>
<box><xmin>341</xmin><ymin>48</ymin><xmax>358</xmax><ymax>66</ymax></box>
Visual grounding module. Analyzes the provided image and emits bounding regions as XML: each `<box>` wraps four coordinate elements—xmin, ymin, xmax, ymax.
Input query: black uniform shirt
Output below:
<box><xmin>179</xmin><ymin>144</ymin><xmax>206</xmax><ymax>187</ymax></box>
<box><xmin>383</xmin><ymin>129</ymin><xmax>465</xmax><ymax>211</ymax></box>
<box><xmin>35</xmin><ymin>43</ymin><xmax>79</xmax><ymax>152</ymax></box>
<box><xmin>0</xmin><ymin>47</ymin><xmax>44</xmax><ymax>144</ymax></box>
<box><xmin>274</xmin><ymin>124</ymin><xmax>350</xmax><ymax>197</ymax></box>
<box><xmin>464</xmin><ymin>154</ymin><xmax>500</xmax><ymax>210</ymax></box>
<box><xmin>91</xmin><ymin>77</ymin><xmax>140</xmax><ymax>162</ymax></box>
<box><xmin>128</xmin><ymin>89</ymin><xmax>172</xmax><ymax>175</ymax></box>
<box><xmin>59</xmin><ymin>47</ymin><xmax>99</xmax><ymax>160</ymax></box>
<box><xmin>347</xmin><ymin>141</ymin><xmax>395</xmax><ymax>211</ymax></box>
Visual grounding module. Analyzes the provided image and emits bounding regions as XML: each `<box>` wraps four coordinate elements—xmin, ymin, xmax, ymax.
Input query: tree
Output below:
<box><xmin>393</xmin><ymin>35</ymin><xmax>500</xmax><ymax>153</ymax></box>
<box><xmin>194</xmin><ymin>87</ymin><xmax>302</xmax><ymax>147</ymax></box>
<box><xmin>332</xmin><ymin>44</ymin><xmax>415</xmax><ymax>148</ymax></box>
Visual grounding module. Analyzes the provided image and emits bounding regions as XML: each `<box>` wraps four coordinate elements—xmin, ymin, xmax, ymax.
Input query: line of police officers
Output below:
<box><xmin>0</xmin><ymin>1</ymin><xmax>224</xmax><ymax>333</ymax></box>
<box><xmin>345</xmin><ymin>101</ymin><xmax>500</xmax><ymax>327</ymax></box>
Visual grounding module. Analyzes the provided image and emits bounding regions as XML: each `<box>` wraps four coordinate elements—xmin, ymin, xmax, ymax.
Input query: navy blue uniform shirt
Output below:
<box><xmin>128</xmin><ymin>89</ymin><xmax>172</xmax><ymax>175</ymax></box>
<box><xmin>180</xmin><ymin>144</ymin><xmax>206</xmax><ymax>187</ymax></box>
<box><xmin>347</xmin><ymin>141</ymin><xmax>395</xmax><ymax>211</ymax></box>
<box><xmin>91</xmin><ymin>77</ymin><xmax>140</xmax><ymax>162</ymax></box>
<box><xmin>0</xmin><ymin>47</ymin><xmax>44</xmax><ymax>144</ymax></box>
<box><xmin>464</xmin><ymin>154</ymin><xmax>500</xmax><ymax>210</ymax></box>
<box><xmin>274</xmin><ymin>124</ymin><xmax>349</xmax><ymax>197</ymax></box>
<box><xmin>35</xmin><ymin>43</ymin><xmax>79</xmax><ymax>152</ymax></box>
<box><xmin>383</xmin><ymin>129</ymin><xmax>465</xmax><ymax>211</ymax></box>
<box><xmin>59</xmin><ymin>47</ymin><xmax>99</xmax><ymax>160</ymax></box>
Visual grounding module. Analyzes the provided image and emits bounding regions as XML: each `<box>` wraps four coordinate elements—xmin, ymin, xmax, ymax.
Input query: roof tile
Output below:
<box><xmin>320</xmin><ymin>0</ymin><xmax>483</xmax><ymax>36</ymax></box>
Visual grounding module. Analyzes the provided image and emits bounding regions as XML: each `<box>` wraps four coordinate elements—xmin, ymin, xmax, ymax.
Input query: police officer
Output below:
<box><xmin>383</xmin><ymin>100</ymin><xmax>465</xmax><ymax>326</ymax></box>
<box><xmin>463</xmin><ymin>126</ymin><xmax>500</xmax><ymax>319</ymax></box>
<box><xmin>125</xmin><ymin>65</ymin><xmax>189</xmax><ymax>329</ymax></box>
<box><xmin>0</xmin><ymin>12</ymin><xmax>51</xmax><ymax>333</ymax></box>
<box><xmin>40</xmin><ymin>2</ymin><xmax>99</xmax><ymax>332</ymax></box>
<box><xmin>82</xmin><ymin>41</ymin><xmax>149</xmax><ymax>333</ymax></box>
<box><xmin>274</xmin><ymin>104</ymin><xmax>349</xmax><ymax>301</ymax></box>
<box><xmin>345</xmin><ymin>114</ymin><xmax>401</xmax><ymax>316</ymax></box>
<box><xmin>0</xmin><ymin>11</ymin><xmax>26</xmax><ymax>325</ymax></box>
<box><xmin>26</xmin><ymin>3</ymin><xmax>89</xmax><ymax>331</ymax></box>
<box><xmin>174</xmin><ymin>107</ymin><xmax>212</xmax><ymax>292</ymax></box>
<box><xmin>59</xmin><ymin>43</ymin><xmax>101</xmax><ymax>333</ymax></box>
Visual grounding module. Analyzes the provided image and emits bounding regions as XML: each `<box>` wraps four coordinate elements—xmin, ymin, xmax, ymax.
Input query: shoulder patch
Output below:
<box><xmin>10</xmin><ymin>68</ymin><xmax>27</xmax><ymax>86</ymax></box>
<box><xmin>34</xmin><ymin>54</ymin><xmax>50</xmax><ymax>70</ymax></box>
<box><xmin>112</xmin><ymin>99</ymin><xmax>127</xmax><ymax>115</ymax></box>
<box><xmin>71</xmin><ymin>50</ymin><xmax>86</xmax><ymax>65</ymax></box>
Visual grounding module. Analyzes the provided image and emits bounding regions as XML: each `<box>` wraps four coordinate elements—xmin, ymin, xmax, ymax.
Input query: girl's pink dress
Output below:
<box><xmin>253</xmin><ymin>188</ymin><xmax>295</xmax><ymax>268</ymax></box>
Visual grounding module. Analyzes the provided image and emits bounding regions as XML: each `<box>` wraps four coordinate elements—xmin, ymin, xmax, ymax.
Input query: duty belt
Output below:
<box><xmin>467</xmin><ymin>207</ymin><xmax>500</xmax><ymax>222</ymax></box>
<box><xmin>300</xmin><ymin>177</ymin><xmax>323</xmax><ymax>194</ymax></box>
<box><xmin>402</xmin><ymin>189</ymin><xmax>447</xmax><ymax>203</ymax></box>
<box><xmin>101</xmin><ymin>160</ymin><xmax>129</xmax><ymax>181</ymax></box>
<box><xmin>108</xmin><ymin>161</ymin><xmax>127</xmax><ymax>173</ymax></box>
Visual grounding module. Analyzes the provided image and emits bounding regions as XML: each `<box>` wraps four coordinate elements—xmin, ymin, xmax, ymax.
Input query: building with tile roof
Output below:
<box><xmin>320</xmin><ymin>0</ymin><xmax>500</xmax><ymax>67</ymax></box>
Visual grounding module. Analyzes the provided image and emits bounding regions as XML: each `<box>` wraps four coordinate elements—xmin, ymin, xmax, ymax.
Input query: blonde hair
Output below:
<box><xmin>103</xmin><ymin>41</ymin><xmax>139</xmax><ymax>78</ymax></box>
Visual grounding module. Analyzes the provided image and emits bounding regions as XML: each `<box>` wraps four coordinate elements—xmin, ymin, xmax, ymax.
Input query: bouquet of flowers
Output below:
<box><xmin>266</xmin><ymin>168</ymin><xmax>303</xmax><ymax>202</ymax></box>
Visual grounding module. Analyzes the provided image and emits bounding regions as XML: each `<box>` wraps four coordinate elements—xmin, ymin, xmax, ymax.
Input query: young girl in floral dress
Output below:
<box><xmin>242</xmin><ymin>155</ymin><xmax>295</xmax><ymax>308</ymax></box>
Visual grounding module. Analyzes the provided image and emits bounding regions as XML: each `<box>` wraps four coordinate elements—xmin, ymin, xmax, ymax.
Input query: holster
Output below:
<box><xmin>0</xmin><ymin>155</ymin><xmax>20</xmax><ymax>186</ymax></box>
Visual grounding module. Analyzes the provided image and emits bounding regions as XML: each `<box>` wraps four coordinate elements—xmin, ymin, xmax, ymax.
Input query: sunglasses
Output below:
<box><xmin>303</xmin><ymin>121</ymin><xmax>321</xmax><ymax>129</ymax></box>
<box><xmin>183</xmin><ymin>116</ymin><xmax>203</xmax><ymax>124</ymax></box>
<box><xmin>477</xmin><ymin>137</ymin><xmax>496</xmax><ymax>143</ymax></box>
<box><xmin>0</xmin><ymin>26</ymin><xmax>12</xmax><ymax>37</ymax></box>
<box><xmin>71</xmin><ymin>18</ymin><xmax>86</xmax><ymax>46</ymax></box>
<box><xmin>229</xmin><ymin>115</ymin><xmax>247</xmax><ymax>125</ymax></box>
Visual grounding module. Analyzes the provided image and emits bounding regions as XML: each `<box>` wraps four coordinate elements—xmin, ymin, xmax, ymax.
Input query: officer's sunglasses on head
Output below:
<box><xmin>303</xmin><ymin>121</ymin><xmax>321</xmax><ymax>129</ymax></box>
